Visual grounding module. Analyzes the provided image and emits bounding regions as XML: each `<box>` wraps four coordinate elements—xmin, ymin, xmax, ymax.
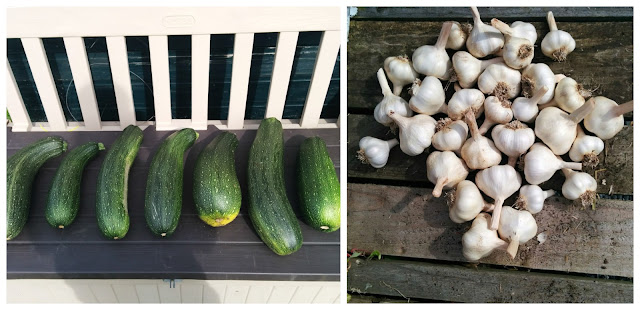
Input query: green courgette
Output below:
<box><xmin>248</xmin><ymin>118</ymin><xmax>303</xmax><ymax>255</ymax></box>
<box><xmin>7</xmin><ymin>136</ymin><xmax>67</xmax><ymax>240</ymax></box>
<box><xmin>145</xmin><ymin>128</ymin><xmax>198</xmax><ymax>237</ymax></box>
<box><xmin>45</xmin><ymin>142</ymin><xmax>105</xmax><ymax>229</ymax></box>
<box><xmin>96</xmin><ymin>125</ymin><xmax>143</xmax><ymax>240</ymax></box>
<box><xmin>297</xmin><ymin>137</ymin><xmax>340</xmax><ymax>232</ymax></box>
<box><xmin>193</xmin><ymin>131</ymin><xmax>241</xmax><ymax>227</ymax></box>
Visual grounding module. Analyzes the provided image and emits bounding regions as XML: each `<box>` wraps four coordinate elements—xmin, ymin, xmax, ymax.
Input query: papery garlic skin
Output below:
<box><xmin>447</xmin><ymin>88</ymin><xmax>486</xmax><ymax>121</ymax></box>
<box><xmin>491</xmin><ymin>120</ymin><xmax>535</xmax><ymax>167</ymax></box>
<box><xmin>426</xmin><ymin>151</ymin><xmax>469</xmax><ymax>198</ymax></box>
<box><xmin>569</xmin><ymin>126</ymin><xmax>604</xmax><ymax>168</ymax></box>
<box><xmin>388</xmin><ymin>111</ymin><xmax>437</xmax><ymax>156</ymax></box>
<box><xmin>478</xmin><ymin>63</ymin><xmax>521</xmax><ymax>100</ymax></box>
<box><xmin>515</xmin><ymin>185</ymin><xmax>555</xmax><ymax>214</ymax></box>
<box><xmin>446</xmin><ymin>21</ymin><xmax>470</xmax><ymax>50</ymax></box>
<box><xmin>357</xmin><ymin>136</ymin><xmax>399</xmax><ymax>169</ymax></box>
<box><xmin>535</xmin><ymin>100</ymin><xmax>595</xmax><ymax>155</ymax></box>
<box><xmin>409</xmin><ymin>77</ymin><xmax>447</xmax><ymax>115</ymax></box>
<box><xmin>432</xmin><ymin>118</ymin><xmax>469</xmax><ymax>153</ymax></box>
<box><xmin>521</xmin><ymin>63</ymin><xmax>556</xmax><ymax>105</ymax></box>
<box><xmin>584</xmin><ymin>97</ymin><xmax>634</xmax><ymax>140</ymax></box>
<box><xmin>541</xmin><ymin>11</ymin><xmax>576</xmax><ymax>62</ymax></box>
<box><xmin>461</xmin><ymin>110</ymin><xmax>502</xmax><ymax>170</ymax></box>
<box><xmin>478</xmin><ymin>96</ymin><xmax>514</xmax><ymax>135</ymax></box>
<box><xmin>413</xmin><ymin>22</ymin><xmax>453</xmax><ymax>80</ymax></box>
<box><xmin>448</xmin><ymin>180</ymin><xmax>493</xmax><ymax>224</ymax></box>
<box><xmin>384</xmin><ymin>55</ymin><xmax>420</xmax><ymax>95</ymax></box>
<box><xmin>554</xmin><ymin>77</ymin><xmax>591</xmax><ymax>113</ymax></box>
<box><xmin>498</xmin><ymin>206</ymin><xmax>538</xmax><ymax>259</ymax></box>
<box><xmin>509</xmin><ymin>21</ymin><xmax>538</xmax><ymax>45</ymax></box>
<box><xmin>491</xmin><ymin>19</ymin><xmax>534</xmax><ymax>70</ymax></box>
<box><xmin>373</xmin><ymin>68</ymin><xmax>413</xmax><ymax>127</ymax></box>
<box><xmin>466</xmin><ymin>7</ymin><xmax>504</xmax><ymax>58</ymax></box>
<box><xmin>561</xmin><ymin>169</ymin><xmax>598</xmax><ymax>209</ymax></box>
<box><xmin>524</xmin><ymin>143</ymin><xmax>582</xmax><ymax>185</ymax></box>
<box><xmin>451</xmin><ymin>51</ymin><xmax>504</xmax><ymax>89</ymax></box>
<box><xmin>512</xmin><ymin>85</ymin><xmax>549</xmax><ymax>123</ymax></box>
<box><xmin>475</xmin><ymin>165</ymin><xmax>522</xmax><ymax>230</ymax></box>
<box><xmin>462</xmin><ymin>213</ymin><xmax>508</xmax><ymax>261</ymax></box>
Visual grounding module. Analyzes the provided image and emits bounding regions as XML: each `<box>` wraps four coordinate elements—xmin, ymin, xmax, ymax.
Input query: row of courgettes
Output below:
<box><xmin>6</xmin><ymin>118</ymin><xmax>340</xmax><ymax>255</ymax></box>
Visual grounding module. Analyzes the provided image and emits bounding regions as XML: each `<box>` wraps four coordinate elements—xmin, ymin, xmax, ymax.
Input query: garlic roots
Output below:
<box><xmin>561</xmin><ymin>169</ymin><xmax>598</xmax><ymax>209</ymax></box>
<box><xmin>534</xmin><ymin>99</ymin><xmax>595</xmax><ymax>155</ymax></box>
<box><xmin>373</xmin><ymin>68</ymin><xmax>413</xmax><ymax>127</ymax></box>
<box><xmin>478</xmin><ymin>63</ymin><xmax>521</xmax><ymax>100</ymax></box>
<box><xmin>426</xmin><ymin>151</ymin><xmax>469</xmax><ymax>198</ymax></box>
<box><xmin>466</xmin><ymin>7</ymin><xmax>504</xmax><ymax>58</ymax></box>
<box><xmin>432</xmin><ymin>118</ymin><xmax>469</xmax><ymax>153</ymax></box>
<box><xmin>357</xmin><ymin>136</ymin><xmax>399</xmax><ymax>169</ymax></box>
<box><xmin>409</xmin><ymin>76</ymin><xmax>447</xmax><ymax>115</ymax></box>
<box><xmin>475</xmin><ymin>164</ymin><xmax>522</xmax><ymax>230</ymax></box>
<box><xmin>413</xmin><ymin>21</ymin><xmax>453</xmax><ymax>80</ymax></box>
<box><xmin>515</xmin><ymin>185</ymin><xmax>555</xmax><ymax>214</ymax></box>
<box><xmin>498</xmin><ymin>206</ymin><xmax>538</xmax><ymax>259</ymax></box>
<box><xmin>569</xmin><ymin>125</ymin><xmax>604</xmax><ymax>168</ymax></box>
<box><xmin>541</xmin><ymin>11</ymin><xmax>576</xmax><ymax>62</ymax></box>
<box><xmin>462</xmin><ymin>213</ymin><xmax>508</xmax><ymax>261</ymax></box>
<box><xmin>447</xmin><ymin>180</ymin><xmax>494</xmax><ymax>223</ymax></box>
<box><xmin>384</xmin><ymin>55</ymin><xmax>420</xmax><ymax>95</ymax></box>
<box><xmin>524</xmin><ymin>143</ymin><xmax>582</xmax><ymax>185</ymax></box>
<box><xmin>583</xmin><ymin>97</ymin><xmax>633</xmax><ymax>140</ymax></box>
<box><xmin>388</xmin><ymin>110</ymin><xmax>437</xmax><ymax>156</ymax></box>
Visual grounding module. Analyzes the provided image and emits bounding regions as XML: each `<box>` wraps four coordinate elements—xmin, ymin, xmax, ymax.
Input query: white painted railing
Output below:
<box><xmin>6</xmin><ymin>7</ymin><xmax>341</xmax><ymax>131</ymax></box>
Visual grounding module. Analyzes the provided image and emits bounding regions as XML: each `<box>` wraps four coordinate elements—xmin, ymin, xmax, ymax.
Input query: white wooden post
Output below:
<box><xmin>226</xmin><ymin>33</ymin><xmax>254</xmax><ymax>129</ymax></box>
<box><xmin>6</xmin><ymin>61</ymin><xmax>32</xmax><ymax>132</ymax></box>
<box><xmin>63</xmin><ymin>36</ymin><xmax>102</xmax><ymax>130</ymax></box>
<box><xmin>149</xmin><ymin>35</ymin><xmax>172</xmax><ymax>130</ymax></box>
<box><xmin>106</xmin><ymin>36</ymin><xmax>137</xmax><ymax>128</ymax></box>
<box><xmin>191</xmin><ymin>34</ymin><xmax>211</xmax><ymax>130</ymax></box>
<box><xmin>264</xmin><ymin>31</ymin><xmax>299</xmax><ymax>120</ymax></box>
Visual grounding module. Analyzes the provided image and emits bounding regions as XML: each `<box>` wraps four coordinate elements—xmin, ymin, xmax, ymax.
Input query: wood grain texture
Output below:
<box><xmin>347</xmin><ymin>258</ymin><xmax>633</xmax><ymax>303</ymax></box>
<box><xmin>347</xmin><ymin>183</ymin><xmax>633</xmax><ymax>278</ymax></box>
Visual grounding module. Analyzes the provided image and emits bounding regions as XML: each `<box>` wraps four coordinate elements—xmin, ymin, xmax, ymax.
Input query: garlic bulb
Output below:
<box><xmin>534</xmin><ymin>100</ymin><xmax>595</xmax><ymax>155</ymax></box>
<box><xmin>515</xmin><ymin>185</ymin><xmax>555</xmax><ymax>214</ymax></box>
<box><xmin>387</xmin><ymin>111</ymin><xmax>437</xmax><ymax>156</ymax></box>
<box><xmin>498</xmin><ymin>206</ymin><xmax>537</xmax><ymax>259</ymax></box>
<box><xmin>384</xmin><ymin>55</ymin><xmax>420</xmax><ymax>95</ymax></box>
<box><xmin>466</xmin><ymin>7</ymin><xmax>504</xmax><ymax>58</ymax></box>
<box><xmin>432</xmin><ymin>118</ymin><xmax>468</xmax><ymax>153</ymax></box>
<box><xmin>491</xmin><ymin>18</ymin><xmax>534</xmax><ymax>69</ymax></box>
<box><xmin>451</xmin><ymin>51</ymin><xmax>504</xmax><ymax>89</ymax></box>
<box><xmin>561</xmin><ymin>168</ymin><xmax>598</xmax><ymax>209</ymax></box>
<box><xmin>478</xmin><ymin>96</ymin><xmax>513</xmax><ymax>135</ymax></box>
<box><xmin>583</xmin><ymin>97</ymin><xmax>634</xmax><ymax>140</ymax></box>
<box><xmin>521</xmin><ymin>63</ymin><xmax>556</xmax><ymax>105</ymax></box>
<box><xmin>462</xmin><ymin>213</ymin><xmax>508</xmax><ymax>261</ymax></box>
<box><xmin>478</xmin><ymin>63</ymin><xmax>521</xmax><ymax>100</ymax></box>
<box><xmin>447</xmin><ymin>180</ymin><xmax>494</xmax><ymax>224</ymax></box>
<box><xmin>412</xmin><ymin>22</ymin><xmax>453</xmax><ymax>80</ymax></box>
<box><xmin>357</xmin><ymin>136</ymin><xmax>399</xmax><ymax>169</ymax></box>
<box><xmin>554</xmin><ymin>77</ymin><xmax>592</xmax><ymax>113</ymax></box>
<box><xmin>460</xmin><ymin>110</ymin><xmax>502</xmax><ymax>170</ymax></box>
<box><xmin>541</xmin><ymin>11</ymin><xmax>576</xmax><ymax>62</ymax></box>
<box><xmin>475</xmin><ymin>165</ymin><xmax>522</xmax><ymax>230</ymax></box>
<box><xmin>426</xmin><ymin>151</ymin><xmax>469</xmax><ymax>198</ymax></box>
<box><xmin>447</xmin><ymin>88</ymin><xmax>485</xmax><ymax>121</ymax></box>
<box><xmin>373</xmin><ymin>68</ymin><xmax>413</xmax><ymax>127</ymax></box>
<box><xmin>504</xmin><ymin>21</ymin><xmax>538</xmax><ymax>45</ymax></box>
<box><xmin>523</xmin><ymin>143</ymin><xmax>582</xmax><ymax>185</ymax></box>
<box><xmin>491</xmin><ymin>120</ymin><xmax>535</xmax><ymax>167</ymax></box>
<box><xmin>409</xmin><ymin>76</ymin><xmax>447</xmax><ymax>115</ymax></box>
<box><xmin>446</xmin><ymin>21</ymin><xmax>471</xmax><ymax>50</ymax></box>
<box><xmin>569</xmin><ymin>125</ymin><xmax>604</xmax><ymax>168</ymax></box>
<box><xmin>512</xmin><ymin>85</ymin><xmax>549</xmax><ymax>123</ymax></box>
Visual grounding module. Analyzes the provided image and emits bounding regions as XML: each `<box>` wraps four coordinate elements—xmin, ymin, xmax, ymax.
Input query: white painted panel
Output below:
<box><xmin>136</xmin><ymin>284</ymin><xmax>160</xmax><ymax>303</ymax></box>
<box><xmin>149</xmin><ymin>35</ymin><xmax>172</xmax><ymax>129</ymax></box>
<box><xmin>180</xmin><ymin>284</ymin><xmax>204</xmax><ymax>303</ymax></box>
<box><xmin>226</xmin><ymin>33</ymin><xmax>254</xmax><ymax>129</ymax></box>
<box><xmin>112</xmin><ymin>284</ymin><xmax>139</xmax><ymax>303</ymax></box>
<box><xmin>311</xmin><ymin>285</ymin><xmax>341</xmax><ymax>304</ymax></box>
<box><xmin>106</xmin><ymin>36</ymin><xmax>137</xmax><ymax>128</ymax></box>
<box><xmin>21</xmin><ymin>37</ymin><xmax>67</xmax><ymax>131</ymax></box>
<box><xmin>157</xmin><ymin>284</ymin><xmax>181</xmax><ymax>303</ymax></box>
<box><xmin>8</xmin><ymin>7</ymin><xmax>340</xmax><ymax>38</ymax></box>
<box><xmin>6</xmin><ymin>280</ymin><xmax>55</xmax><ymax>303</ymax></box>
<box><xmin>245</xmin><ymin>285</ymin><xmax>273</xmax><ymax>304</ymax></box>
<box><xmin>63</xmin><ymin>36</ymin><xmax>101</xmax><ymax>130</ymax></box>
<box><xmin>300</xmin><ymin>30</ymin><xmax>340</xmax><ymax>128</ymax></box>
<box><xmin>265</xmin><ymin>31</ymin><xmax>299</xmax><ymax>119</ymax></box>
<box><xmin>289</xmin><ymin>286</ymin><xmax>322</xmax><ymax>303</ymax></box>
<box><xmin>191</xmin><ymin>34</ymin><xmax>211</xmax><ymax>129</ymax></box>
<box><xmin>202</xmin><ymin>283</ymin><xmax>226</xmax><ymax>303</ymax></box>
<box><xmin>267</xmin><ymin>285</ymin><xmax>298</xmax><ymax>304</ymax></box>
<box><xmin>6</xmin><ymin>61</ymin><xmax>32</xmax><ymax>132</ymax></box>
<box><xmin>224</xmin><ymin>285</ymin><xmax>250</xmax><ymax>303</ymax></box>
<box><xmin>90</xmin><ymin>284</ymin><xmax>119</xmax><ymax>303</ymax></box>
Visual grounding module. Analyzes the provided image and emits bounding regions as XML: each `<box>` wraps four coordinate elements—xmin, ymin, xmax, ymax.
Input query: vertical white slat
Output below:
<box><xmin>21</xmin><ymin>37</ymin><xmax>67</xmax><ymax>131</ymax></box>
<box><xmin>6</xmin><ymin>61</ymin><xmax>32</xmax><ymax>132</ymax></box>
<box><xmin>299</xmin><ymin>30</ymin><xmax>340</xmax><ymax>128</ymax></box>
<box><xmin>267</xmin><ymin>285</ymin><xmax>298</xmax><ymax>303</ymax></box>
<box><xmin>89</xmin><ymin>284</ymin><xmax>119</xmax><ymax>303</ymax></box>
<box><xmin>264</xmin><ymin>31</ymin><xmax>299</xmax><ymax>119</ymax></box>
<box><xmin>245</xmin><ymin>285</ymin><xmax>273</xmax><ymax>303</ymax></box>
<box><xmin>148</xmin><ymin>35</ymin><xmax>172</xmax><ymax>130</ymax></box>
<box><xmin>226</xmin><ymin>33</ymin><xmax>254</xmax><ymax>129</ymax></box>
<box><xmin>112</xmin><ymin>284</ymin><xmax>139</xmax><ymax>303</ymax></box>
<box><xmin>224</xmin><ymin>285</ymin><xmax>250</xmax><ymax>303</ymax></box>
<box><xmin>180</xmin><ymin>284</ymin><xmax>204</xmax><ymax>303</ymax></box>
<box><xmin>311</xmin><ymin>285</ymin><xmax>340</xmax><ymax>303</ymax></box>
<box><xmin>289</xmin><ymin>286</ymin><xmax>322</xmax><ymax>303</ymax></box>
<box><xmin>203</xmin><ymin>283</ymin><xmax>226</xmax><ymax>303</ymax></box>
<box><xmin>106</xmin><ymin>36</ymin><xmax>137</xmax><ymax>128</ymax></box>
<box><xmin>157</xmin><ymin>284</ymin><xmax>181</xmax><ymax>303</ymax></box>
<box><xmin>63</xmin><ymin>36</ymin><xmax>101</xmax><ymax>130</ymax></box>
<box><xmin>191</xmin><ymin>34</ymin><xmax>211</xmax><ymax>130</ymax></box>
<box><xmin>135</xmin><ymin>284</ymin><xmax>160</xmax><ymax>303</ymax></box>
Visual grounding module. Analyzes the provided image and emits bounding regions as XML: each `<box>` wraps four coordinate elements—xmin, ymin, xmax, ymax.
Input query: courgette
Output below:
<box><xmin>248</xmin><ymin>118</ymin><xmax>303</xmax><ymax>255</ymax></box>
<box><xmin>45</xmin><ymin>142</ymin><xmax>105</xmax><ymax>229</ymax></box>
<box><xmin>145</xmin><ymin>128</ymin><xmax>198</xmax><ymax>237</ymax></box>
<box><xmin>193</xmin><ymin>131</ymin><xmax>241</xmax><ymax>227</ymax></box>
<box><xmin>96</xmin><ymin>125</ymin><xmax>143</xmax><ymax>240</ymax></box>
<box><xmin>297</xmin><ymin>137</ymin><xmax>340</xmax><ymax>232</ymax></box>
<box><xmin>7</xmin><ymin>136</ymin><xmax>67</xmax><ymax>240</ymax></box>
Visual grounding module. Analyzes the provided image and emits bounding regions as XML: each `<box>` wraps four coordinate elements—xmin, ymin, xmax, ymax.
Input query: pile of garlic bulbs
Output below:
<box><xmin>357</xmin><ymin>7</ymin><xmax>633</xmax><ymax>261</ymax></box>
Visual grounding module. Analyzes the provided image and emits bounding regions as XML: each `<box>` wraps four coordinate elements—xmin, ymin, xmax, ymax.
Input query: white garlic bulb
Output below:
<box><xmin>478</xmin><ymin>63</ymin><xmax>521</xmax><ymax>100</ymax></box>
<box><xmin>491</xmin><ymin>120</ymin><xmax>535</xmax><ymax>167</ymax></box>
<box><xmin>523</xmin><ymin>143</ymin><xmax>582</xmax><ymax>185</ymax></box>
<box><xmin>515</xmin><ymin>185</ymin><xmax>555</xmax><ymax>214</ymax></box>
<box><xmin>426</xmin><ymin>151</ymin><xmax>469</xmax><ymax>198</ymax></box>
<box><xmin>534</xmin><ymin>100</ymin><xmax>595</xmax><ymax>155</ymax></box>
<box><xmin>541</xmin><ymin>11</ymin><xmax>576</xmax><ymax>62</ymax></box>
<box><xmin>475</xmin><ymin>165</ymin><xmax>522</xmax><ymax>230</ymax></box>
<box><xmin>409</xmin><ymin>76</ymin><xmax>447</xmax><ymax>115</ymax></box>
<box><xmin>583</xmin><ymin>97</ymin><xmax>634</xmax><ymax>140</ymax></box>
<box><xmin>521</xmin><ymin>63</ymin><xmax>556</xmax><ymax>105</ymax></box>
<box><xmin>498</xmin><ymin>206</ymin><xmax>538</xmax><ymax>259</ymax></box>
<box><xmin>446</xmin><ymin>21</ymin><xmax>471</xmax><ymax>50</ymax></box>
<box><xmin>447</xmin><ymin>180</ymin><xmax>494</xmax><ymax>224</ymax></box>
<box><xmin>432</xmin><ymin>118</ymin><xmax>468</xmax><ymax>153</ymax></box>
<box><xmin>512</xmin><ymin>85</ymin><xmax>549</xmax><ymax>123</ymax></box>
<box><xmin>554</xmin><ymin>77</ymin><xmax>592</xmax><ymax>113</ymax></box>
<box><xmin>491</xmin><ymin>18</ymin><xmax>534</xmax><ymax>70</ymax></box>
<box><xmin>462</xmin><ymin>213</ymin><xmax>508</xmax><ymax>261</ymax></box>
<box><xmin>451</xmin><ymin>51</ymin><xmax>504</xmax><ymax>89</ymax></box>
<box><xmin>460</xmin><ymin>109</ymin><xmax>502</xmax><ymax>170</ymax></box>
<box><xmin>373</xmin><ymin>68</ymin><xmax>413</xmax><ymax>127</ymax></box>
<box><xmin>466</xmin><ymin>7</ymin><xmax>504</xmax><ymax>58</ymax></box>
<box><xmin>384</xmin><ymin>55</ymin><xmax>420</xmax><ymax>95</ymax></box>
<box><xmin>569</xmin><ymin>125</ymin><xmax>604</xmax><ymax>168</ymax></box>
<box><xmin>357</xmin><ymin>136</ymin><xmax>399</xmax><ymax>169</ymax></box>
<box><xmin>506</xmin><ymin>21</ymin><xmax>538</xmax><ymax>45</ymax></box>
<box><xmin>447</xmin><ymin>88</ymin><xmax>485</xmax><ymax>121</ymax></box>
<box><xmin>478</xmin><ymin>96</ymin><xmax>514</xmax><ymax>135</ymax></box>
<box><xmin>387</xmin><ymin>111</ymin><xmax>437</xmax><ymax>156</ymax></box>
<box><xmin>413</xmin><ymin>22</ymin><xmax>453</xmax><ymax>80</ymax></box>
<box><xmin>561</xmin><ymin>168</ymin><xmax>598</xmax><ymax>209</ymax></box>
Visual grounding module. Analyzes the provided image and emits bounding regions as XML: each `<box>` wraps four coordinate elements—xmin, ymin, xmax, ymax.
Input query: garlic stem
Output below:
<box><xmin>530</xmin><ymin>85</ymin><xmax>550</xmax><ymax>105</ymax></box>
<box><xmin>483</xmin><ymin>202</ymin><xmax>495</xmax><ymax>212</ymax></box>
<box><xmin>481</xmin><ymin>57</ymin><xmax>505</xmax><ymax>71</ymax></box>
<box><xmin>433</xmin><ymin>177</ymin><xmax>449</xmax><ymax>198</ymax></box>
<box><xmin>491</xmin><ymin>19</ymin><xmax>514</xmax><ymax>36</ymax></box>
<box><xmin>561</xmin><ymin>168</ymin><xmax>575</xmax><ymax>178</ymax></box>
<box><xmin>507</xmin><ymin>156</ymin><xmax>518</xmax><ymax>167</ymax></box>
<box><xmin>613</xmin><ymin>100</ymin><xmax>634</xmax><ymax>117</ymax></box>
<box><xmin>547</xmin><ymin>11</ymin><xmax>558</xmax><ymax>32</ymax></box>
<box><xmin>465</xmin><ymin>109</ymin><xmax>481</xmax><ymax>141</ymax></box>
<box><xmin>555</xmin><ymin>74</ymin><xmax>566</xmax><ymax>82</ymax></box>
<box><xmin>542</xmin><ymin>189</ymin><xmax>555</xmax><ymax>200</ymax></box>
<box><xmin>377</xmin><ymin>68</ymin><xmax>393</xmax><ymax>95</ymax></box>
<box><xmin>561</xmin><ymin>161</ymin><xmax>582</xmax><ymax>171</ymax></box>
<box><xmin>506</xmin><ymin>234</ymin><xmax>520</xmax><ymax>259</ymax></box>
<box><xmin>436</xmin><ymin>22</ymin><xmax>454</xmax><ymax>50</ymax></box>
<box><xmin>568</xmin><ymin>99</ymin><xmax>596</xmax><ymax>123</ymax></box>
<box><xmin>387</xmin><ymin>110</ymin><xmax>408</xmax><ymax>128</ymax></box>
<box><xmin>538</xmin><ymin>98</ymin><xmax>558</xmax><ymax>110</ymax></box>
<box><xmin>471</xmin><ymin>7</ymin><xmax>482</xmax><ymax>25</ymax></box>
<box><xmin>490</xmin><ymin>197</ymin><xmax>505</xmax><ymax>230</ymax></box>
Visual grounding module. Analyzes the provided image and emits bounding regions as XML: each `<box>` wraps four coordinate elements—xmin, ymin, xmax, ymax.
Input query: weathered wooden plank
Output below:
<box><xmin>346</xmin><ymin>183</ymin><xmax>633</xmax><ymax>278</ymax></box>
<box><xmin>347</xmin><ymin>114</ymin><xmax>633</xmax><ymax>195</ymax></box>
<box><xmin>347</xmin><ymin>258</ymin><xmax>633</xmax><ymax>303</ymax></box>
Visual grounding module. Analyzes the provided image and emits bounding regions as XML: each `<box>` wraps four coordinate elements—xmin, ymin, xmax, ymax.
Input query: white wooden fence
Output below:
<box><xmin>6</xmin><ymin>7</ymin><xmax>341</xmax><ymax>132</ymax></box>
